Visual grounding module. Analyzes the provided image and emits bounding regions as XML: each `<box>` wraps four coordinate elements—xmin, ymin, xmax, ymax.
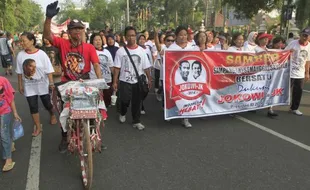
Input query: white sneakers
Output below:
<box><xmin>291</xmin><ymin>109</ymin><xmax>303</xmax><ymax>116</ymax></box>
<box><xmin>133</xmin><ymin>123</ymin><xmax>145</xmax><ymax>130</ymax></box>
<box><xmin>141</xmin><ymin>110</ymin><xmax>146</xmax><ymax>115</ymax></box>
<box><xmin>119</xmin><ymin>115</ymin><xmax>145</xmax><ymax>130</ymax></box>
<box><xmin>119</xmin><ymin>115</ymin><xmax>126</xmax><ymax>123</ymax></box>
<box><xmin>182</xmin><ymin>119</ymin><xmax>192</xmax><ymax>128</ymax></box>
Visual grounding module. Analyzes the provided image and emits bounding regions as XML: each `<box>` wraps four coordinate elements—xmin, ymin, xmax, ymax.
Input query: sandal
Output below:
<box><xmin>3</xmin><ymin>162</ymin><xmax>15</xmax><ymax>172</ymax></box>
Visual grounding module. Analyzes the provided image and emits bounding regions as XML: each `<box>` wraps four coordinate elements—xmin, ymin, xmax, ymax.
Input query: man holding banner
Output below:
<box><xmin>285</xmin><ymin>27</ymin><xmax>310</xmax><ymax>116</ymax></box>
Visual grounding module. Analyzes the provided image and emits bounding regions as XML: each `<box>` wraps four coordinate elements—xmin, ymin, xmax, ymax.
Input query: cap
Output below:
<box><xmin>257</xmin><ymin>33</ymin><xmax>273</xmax><ymax>40</ymax></box>
<box><xmin>67</xmin><ymin>19</ymin><xmax>85</xmax><ymax>30</ymax></box>
<box><xmin>0</xmin><ymin>30</ymin><xmax>4</xmax><ymax>35</ymax></box>
<box><xmin>301</xmin><ymin>27</ymin><xmax>310</xmax><ymax>35</ymax></box>
<box><xmin>187</xmin><ymin>28</ymin><xmax>194</xmax><ymax>34</ymax></box>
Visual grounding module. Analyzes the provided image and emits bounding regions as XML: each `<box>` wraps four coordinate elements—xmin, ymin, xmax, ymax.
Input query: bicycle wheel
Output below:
<box><xmin>80</xmin><ymin>120</ymin><xmax>93</xmax><ymax>190</ymax></box>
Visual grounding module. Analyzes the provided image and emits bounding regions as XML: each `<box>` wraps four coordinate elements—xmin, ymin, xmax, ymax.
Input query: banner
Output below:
<box><xmin>51</xmin><ymin>19</ymin><xmax>70</xmax><ymax>35</ymax></box>
<box><xmin>164</xmin><ymin>50</ymin><xmax>291</xmax><ymax>120</ymax></box>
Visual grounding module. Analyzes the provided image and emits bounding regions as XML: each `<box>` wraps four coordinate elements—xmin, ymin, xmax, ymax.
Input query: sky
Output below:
<box><xmin>33</xmin><ymin>0</ymin><xmax>81</xmax><ymax>11</ymax></box>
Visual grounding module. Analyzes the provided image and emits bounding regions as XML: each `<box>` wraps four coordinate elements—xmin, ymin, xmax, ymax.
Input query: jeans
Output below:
<box><xmin>0</xmin><ymin>112</ymin><xmax>12</xmax><ymax>160</ymax></box>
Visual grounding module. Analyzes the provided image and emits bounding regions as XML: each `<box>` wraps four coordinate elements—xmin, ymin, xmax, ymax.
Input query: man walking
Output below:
<box><xmin>113</xmin><ymin>26</ymin><xmax>152</xmax><ymax>130</ymax></box>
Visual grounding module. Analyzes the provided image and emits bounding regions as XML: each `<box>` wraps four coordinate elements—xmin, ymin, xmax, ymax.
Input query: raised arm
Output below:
<box><xmin>43</xmin><ymin>1</ymin><xmax>60</xmax><ymax>43</ymax></box>
<box><xmin>154</xmin><ymin>27</ymin><xmax>162</xmax><ymax>53</ymax></box>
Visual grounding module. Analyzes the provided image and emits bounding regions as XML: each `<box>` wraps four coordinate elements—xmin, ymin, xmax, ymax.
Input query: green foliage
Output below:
<box><xmin>222</xmin><ymin>0</ymin><xmax>282</xmax><ymax>19</ymax></box>
<box><xmin>295</xmin><ymin>0</ymin><xmax>310</xmax><ymax>29</ymax></box>
<box><xmin>0</xmin><ymin>0</ymin><xmax>44</xmax><ymax>32</ymax></box>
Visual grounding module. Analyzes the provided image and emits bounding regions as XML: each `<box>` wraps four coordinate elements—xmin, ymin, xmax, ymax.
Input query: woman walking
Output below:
<box><xmin>16</xmin><ymin>32</ymin><xmax>57</xmax><ymax>137</ymax></box>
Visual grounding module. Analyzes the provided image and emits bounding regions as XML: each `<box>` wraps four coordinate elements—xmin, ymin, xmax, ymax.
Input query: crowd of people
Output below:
<box><xmin>0</xmin><ymin>0</ymin><xmax>309</xmax><ymax>172</ymax></box>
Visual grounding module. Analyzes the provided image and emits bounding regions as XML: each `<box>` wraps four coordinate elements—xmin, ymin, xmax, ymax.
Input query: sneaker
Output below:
<box><xmin>182</xmin><ymin>119</ymin><xmax>192</xmax><ymax>128</ymax></box>
<box><xmin>133</xmin><ymin>123</ymin><xmax>145</xmax><ymax>130</ymax></box>
<box><xmin>156</xmin><ymin>93</ymin><xmax>162</xmax><ymax>101</ymax></box>
<box><xmin>141</xmin><ymin>110</ymin><xmax>146</xmax><ymax>115</ymax></box>
<box><xmin>155</xmin><ymin>88</ymin><xmax>159</xmax><ymax>93</ymax></box>
<box><xmin>291</xmin><ymin>109</ymin><xmax>303</xmax><ymax>116</ymax></box>
<box><xmin>119</xmin><ymin>115</ymin><xmax>126</xmax><ymax>123</ymax></box>
<box><xmin>59</xmin><ymin>137</ymin><xmax>68</xmax><ymax>153</ymax></box>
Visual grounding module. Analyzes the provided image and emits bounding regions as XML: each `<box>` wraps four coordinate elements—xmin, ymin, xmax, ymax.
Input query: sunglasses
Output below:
<box><xmin>302</xmin><ymin>34</ymin><xmax>309</xmax><ymax>38</ymax></box>
<box><xmin>166</xmin><ymin>39</ymin><xmax>174</xmax><ymax>42</ymax></box>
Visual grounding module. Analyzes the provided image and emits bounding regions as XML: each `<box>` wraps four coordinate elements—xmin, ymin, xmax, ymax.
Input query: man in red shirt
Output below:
<box><xmin>43</xmin><ymin>1</ymin><xmax>103</xmax><ymax>153</ymax></box>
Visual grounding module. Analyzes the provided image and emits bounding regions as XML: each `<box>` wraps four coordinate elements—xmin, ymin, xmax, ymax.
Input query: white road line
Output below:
<box><xmin>235</xmin><ymin>115</ymin><xmax>310</xmax><ymax>152</ymax></box>
<box><xmin>25</xmin><ymin>134</ymin><xmax>42</xmax><ymax>190</ymax></box>
<box><xmin>303</xmin><ymin>90</ymin><xmax>310</xmax><ymax>93</ymax></box>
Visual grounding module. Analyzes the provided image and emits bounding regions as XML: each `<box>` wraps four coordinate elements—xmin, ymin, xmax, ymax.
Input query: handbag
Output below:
<box><xmin>124</xmin><ymin>46</ymin><xmax>149</xmax><ymax>98</ymax></box>
<box><xmin>12</xmin><ymin>120</ymin><xmax>24</xmax><ymax>141</ymax></box>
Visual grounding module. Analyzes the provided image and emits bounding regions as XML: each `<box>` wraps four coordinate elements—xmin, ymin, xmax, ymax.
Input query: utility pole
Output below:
<box><xmin>126</xmin><ymin>0</ymin><xmax>130</xmax><ymax>25</ymax></box>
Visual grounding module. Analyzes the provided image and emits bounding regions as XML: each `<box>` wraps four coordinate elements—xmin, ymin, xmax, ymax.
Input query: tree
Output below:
<box><xmin>222</xmin><ymin>0</ymin><xmax>282</xmax><ymax>19</ymax></box>
<box><xmin>295</xmin><ymin>0</ymin><xmax>310</xmax><ymax>29</ymax></box>
<box><xmin>0</xmin><ymin>0</ymin><xmax>43</xmax><ymax>32</ymax></box>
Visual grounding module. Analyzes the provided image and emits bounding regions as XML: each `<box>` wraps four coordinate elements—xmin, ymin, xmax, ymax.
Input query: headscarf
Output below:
<box><xmin>105</xmin><ymin>34</ymin><xmax>119</xmax><ymax>61</ymax></box>
<box><xmin>247</xmin><ymin>31</ymin><xmax>257</xmax><ymax>45</ymax></box>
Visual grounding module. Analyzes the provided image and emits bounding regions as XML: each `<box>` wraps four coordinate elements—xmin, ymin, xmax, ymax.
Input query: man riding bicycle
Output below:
<box><xmin>43</xmin><ymin>1</ymin><xmax>103</xmax><ymax>153</ymax></box>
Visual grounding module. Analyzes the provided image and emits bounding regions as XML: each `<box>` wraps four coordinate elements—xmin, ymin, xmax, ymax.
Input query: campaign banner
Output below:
<box><xmin>51</xmin><ymin>19</ymin><xmax>70</xmax><ymax>35</ymax></box>
<box><xmin>164</xmin><ymin>50</ymin><xmax>291</xmax><ymax>120</ymax></box>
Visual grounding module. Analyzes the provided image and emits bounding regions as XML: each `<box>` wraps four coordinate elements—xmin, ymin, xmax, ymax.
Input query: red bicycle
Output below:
<box><xmin>52</xmin><ymin>79</ymin><xmax>109</xmax><ymax>189</ymax></box>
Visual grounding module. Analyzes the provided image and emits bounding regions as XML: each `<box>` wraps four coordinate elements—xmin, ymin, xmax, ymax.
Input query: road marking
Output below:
<box><xmin>235</xmin><ymin>115</ymin><xmax>310</xmax><ymax>152</ymax></box>
<box><xmin>25</xmin><ymin>133</ymin><xmax>42</xmax><ymax>190</ymax></box>
<box><xmin>303</xmin><ymin>90</ymin><xmax>310</xmax><ymax>93</ymax></box>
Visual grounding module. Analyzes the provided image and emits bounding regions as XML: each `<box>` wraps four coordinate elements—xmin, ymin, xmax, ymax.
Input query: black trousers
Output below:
<box><xmin>154</xmin><ymin>69</ymin><xmax>160</xmax><ymax>89</ymax></box>
<box><xmin>119</xmin><ymin>81</ymin><xmax>141</xmax><ymax>124</ymax></box>
<box><xmin>291</xmin><ymin>78</ymin><xmax>304</xmax><ymax>110</ymax></box>
<box><xmin>26</xmin><ymin>94</ymin><xmax>53</xmax><ymax>114</ymax></box>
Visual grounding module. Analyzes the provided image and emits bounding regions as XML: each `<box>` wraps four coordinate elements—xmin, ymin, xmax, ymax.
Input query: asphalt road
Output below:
<box><xmin>1</xmin><ymin>71</ymin><xmax>310</xmax><ymax>190</ymax></box>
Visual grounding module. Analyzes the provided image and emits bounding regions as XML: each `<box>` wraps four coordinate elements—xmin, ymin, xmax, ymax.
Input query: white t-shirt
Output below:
<box><xmin>159</xmin><ymin>46</ymin><xmax>167</xmax><ymax>80</ymax></box>
<box><xmin>228</xmin><ymin>46</ymin><xmax>245</xmax><ymax>51</ymax></box>
<box><xmin>285</xmin><ymin>40</ymin><xmax>310</xmax><ymax>78</ymax></box>
<box><xmin>114</xmin><ymin>46</ymin><xmax>152</xmax><ymax>84</ymax></box>
<box><xmin>89</xmin><ymin>49</ymin><xmax>114</xmax><ymax>83</ymax></box>
<box><xmin>254</xmin><ymin>46</ymin><xmax>268</xmax><ymax>53</ymax></box>
<box><xmin>16</xmin><ymin>50</ymin><xmax>54</xmax><ymax>97</ymax></box>
<box><xmin>244</xmin><ymin>41</ymin><xmax>257</xmax><ymax>51</ymax></box>
<box><xmin>168</xmin><ymin>42</ymin><xmax>194</xmax><ymax>50</ymax></box>
<box><xmin>155</xmin><ymin>44</ymin><xmax>165</xmax><ymax>70</ymax></box>
<box><xmin>142</xmin><ymin>46</ymin><xmax>153</xmax><ymax>66</ymax></box>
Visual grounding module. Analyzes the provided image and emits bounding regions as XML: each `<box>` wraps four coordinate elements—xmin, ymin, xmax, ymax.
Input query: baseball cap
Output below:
<box><xmin>301</xmin><ymin>27</ymin><xmax>310</xmax><ymax>35</ymax></box>
<box><xmin>67</xmin><ymin>19</ymin><xmax>85</xmax><ymax>30</ymax></box>
<box><xmin>257</xmin><ymin>33</ymin><xmax>273</xmax><ymax>40</ymax></box>
<box><xmin>0</xmin><ymin>30</ymin><xmax>4</xmax><ymax>35</ymax></box>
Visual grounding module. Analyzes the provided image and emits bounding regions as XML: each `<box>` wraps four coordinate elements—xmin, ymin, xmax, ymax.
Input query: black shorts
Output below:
<box><xmin>1</xmin><ymin>54</ymin><xmax>13</xmax><ymax>68</ymax></box>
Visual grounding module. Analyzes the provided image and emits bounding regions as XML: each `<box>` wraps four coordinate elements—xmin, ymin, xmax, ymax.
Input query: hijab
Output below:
<box><xmin>105</xmin><ymin>34</ymin><xmax>119</xmax><ymax>61</ymax></box>
<box><xmin>247</xmin><ymin>32</ymin><xmax>257</xmax><ymax>45</ymax></box>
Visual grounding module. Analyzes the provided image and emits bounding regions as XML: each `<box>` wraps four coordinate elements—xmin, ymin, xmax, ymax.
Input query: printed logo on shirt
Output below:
<box><xmin>64</xmin><ymin>52</ymin><xmax>85</xmax><ymax>80</ymax></box>
<box><xmin>98</xmin><ymin>54</ymin><xmax>110</xmax><ymax>75</ymax></box>
<box><xmin>123</xmin><ymin>54</ymin><xmax>141</xmax><ymax>82</ymax></box>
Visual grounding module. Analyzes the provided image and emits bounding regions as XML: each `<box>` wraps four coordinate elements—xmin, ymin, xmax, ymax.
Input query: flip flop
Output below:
<box><xmin>3</xmin><ymin>162</ymin><xmax>15</xmax><ymax>172</ymax></box>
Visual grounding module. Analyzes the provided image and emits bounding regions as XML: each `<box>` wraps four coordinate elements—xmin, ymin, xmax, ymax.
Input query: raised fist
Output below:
<box><xmin>46</xmin><ymin>1</ymin><xmax>60</xmax><ymax>18</ymax></box>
